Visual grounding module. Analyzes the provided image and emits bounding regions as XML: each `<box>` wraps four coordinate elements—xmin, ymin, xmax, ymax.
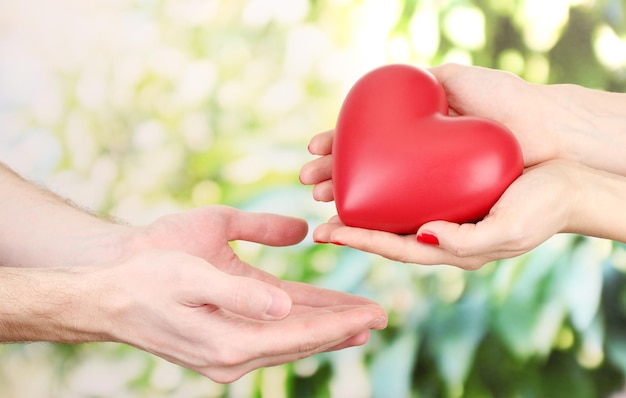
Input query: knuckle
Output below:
<box><xmin>231</xmin><ymin>279</ymin><xmax>250</xmax><ymax>314</ymax></box>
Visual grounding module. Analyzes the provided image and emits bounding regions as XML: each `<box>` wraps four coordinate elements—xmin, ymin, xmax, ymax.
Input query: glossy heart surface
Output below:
<box><xmin>332</xmin><ymin>64</ymin><xmax>523</xmax><ymax>234</ymax></box>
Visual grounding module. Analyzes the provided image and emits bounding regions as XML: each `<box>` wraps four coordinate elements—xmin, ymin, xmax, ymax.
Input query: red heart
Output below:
<box><xmin>332</xmin><ymin>64</ymin><xmax>523</xmax><ymax>234</ymax></box>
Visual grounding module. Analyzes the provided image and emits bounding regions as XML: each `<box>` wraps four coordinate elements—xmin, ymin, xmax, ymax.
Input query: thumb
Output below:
<box><xmin>225</xmin><ymin>207</ymin><xmax>309</xmax><ymax>247</ymax></box>
<box><xmin>189</xmin><ymin>267</ymin><xmax>293</xmax><ymax>320</ymax></box>
<box><xmin>416</xmin><ymin>218</ymin><xmax>504</xmax><ymax>260</ymax></box>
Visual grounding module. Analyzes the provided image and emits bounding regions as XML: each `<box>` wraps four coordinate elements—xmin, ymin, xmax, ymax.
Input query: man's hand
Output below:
<box><xmin>129</xmin><ymin>205</ymin><xmax>309</xmax><ymax>285</ymax></box>
<box><xmin>0</xmin><ymin>166</ymin><xmax>389</xmax><ymax>382</ymax></box>
<box><xmin>0</xmin><ymin>249</ymin><xmax>387</xmax><ymax>383</ymax></box>
<box><xmin>102</xmin><ymin>250</ymin><xmax>388</xmax><ymax>383</ymax></box>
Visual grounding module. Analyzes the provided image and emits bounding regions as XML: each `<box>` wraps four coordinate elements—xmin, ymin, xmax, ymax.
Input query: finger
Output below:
<box><xmin>210</xmin><ymin>305</ymin><xmax>386</xmax><ymax>381</ymax></box>
<box><xmin>428</xmin><ymin>63</ymin><xmax>475</xmax><ymax>113</ymax></box>
<box><xmin>322</xmin><ymin>329</ymin><xmax>371</xmax><ymax>352</ymax></box>
<box><xmin>428</xmin><ymin>63</ymin><xmax>464</xmax><ymax>85</ymax></box>
<box><xmin>308</xmin><ymin>130</ymin><xmax>335</xmax><ymax>156</ymax></box>
<box><xmin>233</xmin><ymin>332</ymin><xmax>369</xmax><ymax>381</ymax></box>
<box><xmin>312</xmin><ymin>219</ymin><xmax>344</xmax><ymax>243</ymax></box>
<box><xmin>236</xmin><ymin>333</ymin><xmax>370</xmax><ymax>381</ymax></box>
<box><xmin>206</xmin><ymin>326</ymin><xmax>372</xmax><ymax>384</ymax></box>
<box><xmin>226</xmin><ymin>208</ymin><xmax>309</xmax><ymax>246</ymax></box>
<box><xmin>429</xmin><ymin>63</ymin><xmax>525</xmax><ymax>128</ymax></box>
<box><xmin>299</xmin><ymin>155</ymin><xmax>333</xmax><ymax>185</ymax></box>
<box><xmin>280</xmin><ymin>280</ymin><xmax>384</xmax><ymax>308</ymax></box>
<box><xmin>324</xmin><ymin>224</ymin><xmax>479</xmax><ymax>268</ymax></box>
<box><xmin>321</xmin><ymin>217</ymin><xmax>505</xmax><ymax>269</ymax></box>
<box><xmin>297</xmin><ymin>326</ymin><xmax>375</xmax><ymax>354</ymax></box>
<box><xmin>242</xmin><ymin>305</ymin><xmax>386</xmax><ymax>363</ymax></box>
<box><xmin>187</xmin><ymin>265</ymin><xmax>293</xmax><ymax>321</ymax></box>
<box><xmin>326</xmin><ymin>225</ymin><xmax>432</xmax><ymax>263</ymax></box>
<box><xmin>416</xmin><ymin>218</ymin><xmax>529</xmax><ymax>267</ymax></box>
<box><xmin>287</xmin><ymin>303</ymin><xmax>386</xmax><ymax>319</ymax></box>
<box><xmin>326</xmin><ymin>215</ymin><xmax>342</xmax><ymax>224</ymax></box>
<box><xmin>416</xmin><ymin>221</ymin><xmax>497</xmax><ymax>269</ymax></box>
<box><xmin>312</xmin><ymin>179</ymin><xmax>334</xmax><ymax>202</ymax></box>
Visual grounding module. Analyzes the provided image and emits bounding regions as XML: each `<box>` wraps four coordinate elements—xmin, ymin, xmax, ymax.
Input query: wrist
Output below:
<box><xmin>564</xmin><ymin>162</ymin><xmax>626</xmax><ymax>242</ymax></box>
<box><xmin>546</xmin><ymin>84</ymin><xmax>626</xmax><ymax>176</ymax></box>
<box><xmin>69</xmin><ymin>222</ymin><xmax>138</xmax><ymax>266</ymax></box>
<box><xmin>0</xmin><ymin>163</ymin><xmax>138</xmax><ymax>268</ymax></box>
<box><xmin>3</xmin><ymin>219</ymin><xmax>136</xmax><ymax>268</ymax></box>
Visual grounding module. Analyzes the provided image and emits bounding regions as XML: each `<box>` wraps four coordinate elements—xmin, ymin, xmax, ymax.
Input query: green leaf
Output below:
<box><xmin>560</xmin><ymin>239</ymin><xmax>604</xmax><ymax>333</ymax></box>
<box><xmin>370</xmin><ymin>330</ymin><xmax>420</xmax><ymax>398</ymax></box>
<box><xmin>607</xmin><ymin>335</ymin><xmax>626</xmax><ymax>374</ymax></box>
<box><xmin>493</xmin><ymin>237</ymin><xmax>573</xmax><ymax>359</ymax></box>
<box><xmin>426</xmin><ymin>291</ymin><xmax>488</xmax><ymax>396</ymax></box>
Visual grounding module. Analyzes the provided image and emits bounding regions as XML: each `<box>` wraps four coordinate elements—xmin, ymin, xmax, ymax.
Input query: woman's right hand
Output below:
<box><xmin>307</xmin><ymin>159</ymin><xmax>626</xmax><ymax>270</ymax></box>
<box><xmin>429</xmin><ymin>63</ymin><xmax>626</xmax><ymax>176</ymax></box>
<box><xmin>300</xmin><ymin>64</ymin><xmax>626</xmax><ymax>203</ymax></box>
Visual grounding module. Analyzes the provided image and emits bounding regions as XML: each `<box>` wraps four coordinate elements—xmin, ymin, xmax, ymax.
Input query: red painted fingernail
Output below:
<box><xmin>417</xmin><ymin>232</ymin><xmax>439</xmax><ymax>246</ymax></box>
<box><xmin>314</xmin><ymin>239</ymin><xmax>327</xmax><ymax>244</ymax></box>
<box><xmin>330</xmin><ymin>240</ymin><xmax>345</xmax><ymax>246</ymax></box>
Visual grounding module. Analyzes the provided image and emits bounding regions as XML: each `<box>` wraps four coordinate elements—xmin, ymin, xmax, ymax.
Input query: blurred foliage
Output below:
<box><xmin>3</xmin><ymin>0</ymin><xmax>626</xmax><ymax>397</ymax></box>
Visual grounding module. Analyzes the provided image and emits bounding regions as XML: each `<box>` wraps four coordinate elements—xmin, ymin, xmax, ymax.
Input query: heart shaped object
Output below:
<box><xmin>333</xmin><ymin>64</ymin><xmax>523</xmax><ymax>234</ymax></box>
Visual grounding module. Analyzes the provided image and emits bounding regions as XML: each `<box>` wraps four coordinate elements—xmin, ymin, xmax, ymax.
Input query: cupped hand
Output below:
<box><xmin>427</xmin><ymin>63</ymin><xmax>561</xmax><ymax>167</ymax></box>
<box><xmin>99</xmin><ymin>250</ymin><xmax>387</xmax><ymax>383</ymax></box>
<box><xmin>430</xmin><ymin>63</ymin><xmax>626</xmax><ymax>175</ymax></box>
<box><xmin>311</xmin><ymin>160</ymin><xmax>584</xmax><ymax>270</ymax></box>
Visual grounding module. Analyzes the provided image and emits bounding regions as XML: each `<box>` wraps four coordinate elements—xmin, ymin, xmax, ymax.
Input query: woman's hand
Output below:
<box><xmin>300</xmin><ymin>129</ymin><xmax>336</xmax><ymax>202</ymax></box>
<box><xmin>429</xmin><ymin>63</ymin><xmax>626</xmax><ymax>175</ymax></box>
<box><xmin>299</xmin><ymin>63</ymin><xmax>626</xmax><ymax>269</ymax></box>
<box><xmin>307</xmin><ymin>159</ymin><xmax>626</xmax><ymax>270</ymax></box>
<box><xmin>300</xmin><ymin>64</ymin><xmax>626</xmax><ymax>199</ymax></box>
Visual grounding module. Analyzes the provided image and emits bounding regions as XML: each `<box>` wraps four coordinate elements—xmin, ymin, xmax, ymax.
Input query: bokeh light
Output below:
<box><xmin>2</xmin><ymin>0</ymin><xmax>626</xmax><ymax>397</ymax></box>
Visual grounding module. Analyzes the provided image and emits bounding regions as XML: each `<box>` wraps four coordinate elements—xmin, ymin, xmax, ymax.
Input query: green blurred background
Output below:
<box><xmin>2</xmin><ymin>0</ymin><xmax>626</xmax><ymax>397</ymax></box>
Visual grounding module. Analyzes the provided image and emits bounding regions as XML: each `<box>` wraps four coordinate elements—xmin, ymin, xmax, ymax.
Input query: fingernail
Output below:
<box><xmin>265</xmin><ymin>291</ymin><xmax>291</xmax><ymax>319</ymax></box>
<box><xmin>417</xmin><ymin>232</ymin><xmax>439</xmax><ymax>246</ymax></box>
<box><xmin>330</xmin><ymin>240</ymin><xmax>344</xmax><ymax>246</ymax></box>
<box><xmin>313</xmin><ymin>239</ymin><xmax>327</xmax><ymax>244</ymax></box>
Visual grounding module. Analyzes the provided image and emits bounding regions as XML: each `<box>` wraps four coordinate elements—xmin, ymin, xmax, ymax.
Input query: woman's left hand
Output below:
<box><xmin>310</xmin><ymin>159</ymin><xmax>604</xmax><ymax>270</ymax></box>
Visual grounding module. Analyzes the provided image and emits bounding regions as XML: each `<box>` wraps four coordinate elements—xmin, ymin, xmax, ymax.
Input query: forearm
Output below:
<box><xmin>544</xmin><ymin>84</ymin><xmax>626</xmax><ymax>176</ymax></box>
<box><xmin>0</xmin><ymin>265</ymin><xmax>113</xmax><ymax>343</ymax></box>
<box><xmin>0</xmin><ymin>163</ymin><xmax>132</xmax><ymax>267</ymax></box>
<box><xmin>567</xmin><ymin>162</ymin><xmax>626</xmax><ymax>242</ymax></box>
